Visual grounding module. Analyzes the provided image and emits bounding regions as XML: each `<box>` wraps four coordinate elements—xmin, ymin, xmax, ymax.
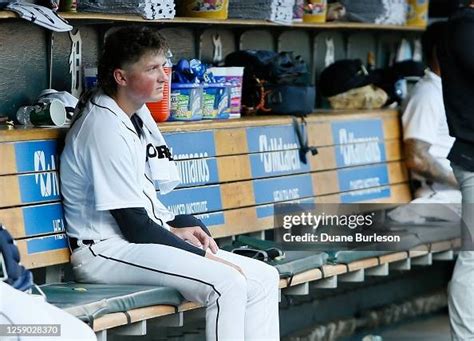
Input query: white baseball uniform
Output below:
<box><xmin>0</xmin><ymin>281</ymin><xmax>97</xmax><ymax>341</ymax></box>
<box><xmin>60</xmin><ymin>91</ymin><xmax>280</xmax><ymax>340</ymax></box>
<box><xmin>388</xmin><ymin>70</ymin><xmax>462</xmax><ymax>223</ymax></box>
<box><xmin>402</xmin><ymin>70</ymin><xmax>461</xmax><ymax>202</ymax></box>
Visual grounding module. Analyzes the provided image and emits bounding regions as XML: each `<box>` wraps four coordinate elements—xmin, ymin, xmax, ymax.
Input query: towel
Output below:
<box><xmin>137</xmin><ymin>106</ymin><xmax>181</xmax><ymax>194</ymax></box>
<box><xmin>78</xmin><ymin>0</ymin><xmax>176</xmax><ymax>20</ymax></box>
<box><xmin>228</xmin><ymin>0</ymin><xmax>296</xmax><ymax>24</ymax></box>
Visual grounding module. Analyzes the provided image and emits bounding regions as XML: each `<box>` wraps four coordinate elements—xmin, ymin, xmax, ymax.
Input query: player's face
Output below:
<box><xmin>123</xmin><ymin>51</ymin><xmax>168</xmax><ymax>104</ymax></box>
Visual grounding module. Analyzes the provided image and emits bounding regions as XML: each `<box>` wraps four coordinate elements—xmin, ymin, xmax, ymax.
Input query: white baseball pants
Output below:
<box><xmin>449</xmin><ymin>164</ymin><xmax>474</xmax><ymax>340</ymax></box>
<box><xmin>70</xmin><ymin>236</ymin><xmax>280</xmax><ymax>340</ymax></box>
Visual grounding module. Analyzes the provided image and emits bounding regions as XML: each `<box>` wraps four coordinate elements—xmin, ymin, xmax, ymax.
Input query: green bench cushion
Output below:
<box><xmin>223</xmin><ymin>236</ymin><xmax>328</xmax><ymax>277</ymax></box>
<box><xmin>326</xmin><ymin>250</ymin><xmax>392</xmax><ymax>264</ymax></box>
<box><xmin>328</xmin><ymin>221</ymin><xmax>461</xmax><ymax>264</ymax></box>
<box><xmin>268</xmin><ymin>250</ymin><xmax>328</xmax><ymax>277</ymax></box>
<box><xmin>41</xmin><ymin>283</ymin><xmax>184</xmax><ymax>321</ymax></box>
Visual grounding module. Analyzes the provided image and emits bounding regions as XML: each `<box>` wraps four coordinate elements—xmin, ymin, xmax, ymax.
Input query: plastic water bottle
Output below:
<box><xmin>16</xmin><ymin>106</ymin><xmax>35</xmax><ymax>125</ymax></box>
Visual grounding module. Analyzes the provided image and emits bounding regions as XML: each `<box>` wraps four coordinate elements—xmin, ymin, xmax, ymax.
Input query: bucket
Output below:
<box><xmin>169</xmin><ymin>83</ymin><xmax>203</xmax><ymax>121</ymax></box>
<box><xmin>146</xmin><ymin>65</ymin><xmax>172</xmax><ymax>122</ymax></box>
<box><xmin>202</xmin><ymin>84</ymin><xmax>230</xmax><ymax>119</ymax></box>
<box><xmin>207</xmin><ymin>67</ymin><xmax>244</xmax><ymax>118</ymax></box>
<box><xmin>179</xmin><ymin>0</ymin><xmax>229</xmax><ymax>20</ymax></box>
<box><xmin>406</xmin><ymin>0</ymin><xmax>429</xmax><ymax>27</ymax></box>
<box><xmin>302</xmin><ymin>0</ymin><xmax>327</xmax><ymax>23</ymax></box>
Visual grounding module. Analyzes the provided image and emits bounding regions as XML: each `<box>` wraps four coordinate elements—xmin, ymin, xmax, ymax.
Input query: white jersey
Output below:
<box><xmin>402</xmin><ymin>70</ymin><xmax>456</xmax><ymax>195</ymax></box>
<box><xmin>60</xmin><ymin>92</ymin><xmax>174</xmax><ymax>241</ymax></box>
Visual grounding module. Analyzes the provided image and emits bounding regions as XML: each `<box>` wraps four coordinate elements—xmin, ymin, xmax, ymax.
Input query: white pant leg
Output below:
<box><xmin>71</xmin><ymin>238</ymin><xmax>254</xmax><ymax>341</ymax></box>
<box><xmin>0</xmin><ymin>282</ymin><xmax>97</xmax><ymax>341</ymax></box>
<box><xmin>449</xmin><ymin>251</ymin><xmax>474</xmax><ymax>340</ymax></box>
<box><xmin>216</xmin><ymin>250</ymin><xmax>280</xmax><ymax>341</ymax></box>
<box><xmin>449</xmin><ymin>164</ymin><xmax>474</xmax><ymax>340</ymax></box>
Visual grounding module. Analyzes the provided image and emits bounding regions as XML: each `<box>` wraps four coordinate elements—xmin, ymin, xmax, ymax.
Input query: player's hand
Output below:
<box><xmin>205</xmin><ymin>251</ymin><xmax>246</xmax><ymax>279</ymax></box>
<box><xmin>171</xmin><ymin>226</ymin><xmax>219</xmax><ymax>254</ymax></box>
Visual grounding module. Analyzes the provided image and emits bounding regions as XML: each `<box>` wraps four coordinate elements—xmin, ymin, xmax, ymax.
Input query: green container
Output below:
<box><xmin>202</xmin><ymin>83</ymin><xmax>230</xmax><ymax>119</ymax></box>
<box><xmin>169</xmin><ymin>83</ymin><xmax>203</xmax><ymax>121</ymax></box>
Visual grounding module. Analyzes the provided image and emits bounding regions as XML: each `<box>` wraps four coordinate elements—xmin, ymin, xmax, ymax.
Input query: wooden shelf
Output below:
<box><xmin>0</xmin><ymin>10</ymin><xmax>425</xmax><ymax>31</ymax></box>
<box><xmin>0</xmin><ymin>109</ymin><xmax>400</xmax><ymax>142</ymax></box>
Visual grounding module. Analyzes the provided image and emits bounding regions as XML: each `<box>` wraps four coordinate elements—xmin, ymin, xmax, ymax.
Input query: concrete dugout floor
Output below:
<box><xmin>361</xmin><ymin>312</ymin><xmax>451</xmax><ymax>341</ymax></box>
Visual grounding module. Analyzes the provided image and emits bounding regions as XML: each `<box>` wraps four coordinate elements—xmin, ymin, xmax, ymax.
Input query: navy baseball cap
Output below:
<box><xmin>319</xmin><ymin>59</ymin><xmax>374</xmax><ymax>97</ymax></box>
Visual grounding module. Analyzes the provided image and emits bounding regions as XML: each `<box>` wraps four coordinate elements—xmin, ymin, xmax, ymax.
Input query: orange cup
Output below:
<box><xmin>147</xmin><ymin>66</ymin><xmax>172</xmax><ymax>122</ymax></box>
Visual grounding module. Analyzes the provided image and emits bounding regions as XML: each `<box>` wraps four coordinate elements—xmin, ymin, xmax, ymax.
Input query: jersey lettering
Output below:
<box><xmin>146</xmin><ymin>143</ymin><xmax>174</xmax><ymax>161</ymax></box>
<box><xmin>146</xmin><ymin>144</ymin><xmax>158</xmax><ymax>159</ymax></box>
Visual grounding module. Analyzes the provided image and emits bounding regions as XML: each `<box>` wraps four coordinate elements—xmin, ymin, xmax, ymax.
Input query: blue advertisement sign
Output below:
<box><xmin>18</xmin><ymin>172</ymin><xmax>61</xmax><ymax>204</ymax></box>
<box><xmin>253</xmin><ymin>174</ymin><xmax>314</xmax><ymax>205</ymax></box>
<box><xmin>332</xmin><ymin>119</ymin><xmax>386</xmax><ymax>167</ymax></box>
<box><xmin>249</xmin><ymin>152</ymin><xmax>310</xmax><ymax>178</ymax></box>
<box><xmin>253</xmin><ymin>175</ymin><xmax>314</xmax><ymax>218</ymax></box>
<box><xmin>27</xmin><ymin>234</ymin><xmax>68</xmax><ymax>254</ymax></box>
<box><xmin>164</xmin><ymin>131</ymin><xmax>216</xmax><ymax>158</ymax></box>
<box><xmin>338</xmin><ymin>164</ymin><xmax>391</xmax><ymax>203</ymax></box>
<box><xmin>256</xmin><ymin>197</ymin><xmax>315</xmax><ymax>219</ymax></box>
<box><xmin>256</xmin><ymin>204</ymin><xmax>274</xmax><ymax>220</ymax></box>
<box><xmin>158</xmin><ymin>185</ymin><xmax>223</xmax><ymax>216</ymax></box>
<box><xmin>23</xmin><ymin>203</ymin><xmax>65</xmax><ymax>236</ymax></box>
<box><xmin>163</xmin><ymin>131</ymin><xmax>220</xmax><ymax>187</ymax></box>
<box><xmin>247</xmin><ymin>125</ymin><xmax>310</xmax><ymax>178</ymax></box>
<box><xmin>175</xmin><ymin>158</ymin><xmax>219</xmax><ymax>188</ymax></box>
<box><xmin>247</xmin><ymin>125</ymin><xmax>299</xmax><ymax>153</ymax></box>
<box><xmin>14</xmin><ymin>140</ymin><xmax>58</xmax><ymax>173</ymax></box>
<box><xmin>196</xmin><ymin>211</ymin><xmax>225</xmax><ymax>227</ymax></box>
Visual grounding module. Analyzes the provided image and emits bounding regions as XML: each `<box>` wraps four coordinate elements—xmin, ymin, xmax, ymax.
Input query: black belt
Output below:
<box><xmin>69</xmin><ymin>237</ymin><xmax>95</xmax><ymax>251</ymax></box>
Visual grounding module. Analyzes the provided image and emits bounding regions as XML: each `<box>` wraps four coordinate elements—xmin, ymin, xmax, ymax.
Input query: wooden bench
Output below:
<box><xmin>0</xmin><ymin>109</ymin><xmax>460</xmax><ymax>339</ymax></box>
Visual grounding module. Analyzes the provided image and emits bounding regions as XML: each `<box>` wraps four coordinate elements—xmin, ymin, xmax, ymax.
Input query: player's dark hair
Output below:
<box><xmin>422</xmin><ymin>21</ymin><xmax>446</xmax><ymax>68</ymax></box>
<box><xmin>98</xmin><ymin>26</ymin><xmax>168</xmax><ymax>97</ymax></box>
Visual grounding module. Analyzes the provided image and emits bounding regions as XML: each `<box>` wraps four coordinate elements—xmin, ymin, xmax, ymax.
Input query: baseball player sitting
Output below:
<box><xmin>60</xmin><ymin>26</ymin><xmax>280</xmax><ymax>340</ymax></box>
<box><xmin>388</xmin><ymin>22</ymin><xmax>461</xmax><ymax>223</ymax></box>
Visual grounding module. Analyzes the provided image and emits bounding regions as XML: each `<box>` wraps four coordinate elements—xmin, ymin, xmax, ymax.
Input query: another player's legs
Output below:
<box><xmin>449</xmin><ymin>164</ymin><xmax>474</xmax><ymax>340</ymax></box>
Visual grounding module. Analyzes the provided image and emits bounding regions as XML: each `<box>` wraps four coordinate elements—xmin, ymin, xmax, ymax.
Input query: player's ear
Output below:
<box><xmin>113</xmin><ymin>68</ymin><xmax>127</xmax><ymax>87</ymax></box>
